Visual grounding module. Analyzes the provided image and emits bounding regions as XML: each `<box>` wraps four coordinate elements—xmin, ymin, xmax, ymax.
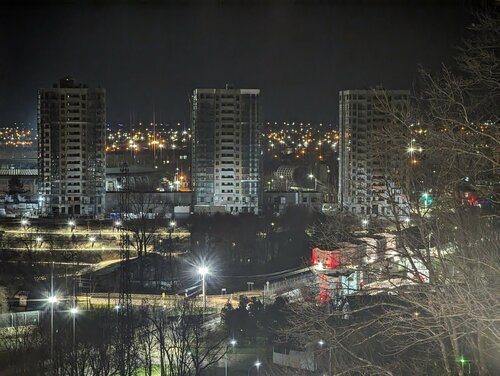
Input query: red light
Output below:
<box><xmin>312</xmin><ymin>248</ymin><xmax>344</xmax><ymax>270</ymax></box>
<box><xmin>319</xmin><ymin>290</ymin><xmax>331</xmax><ymax>302</ymax></box>
<box><xmin>467</xmin><ymin>196</ymin><xmax>477</xmax><ymax>205</ymax></box>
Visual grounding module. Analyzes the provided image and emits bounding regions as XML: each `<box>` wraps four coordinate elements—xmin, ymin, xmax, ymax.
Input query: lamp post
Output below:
<box><xmin>198</xmin><ymin>266</ymin><xmax>209</xmax><ymax>312</ymax></box>
<box><xmin>168</xmin><ymin>220</ymin><xmax>176</xmax><ymax>285</ymax></box>
<box><xmin>168</xmin><ymin>220</ymin><xmax>176</xmax><ymax>250</ymax></box>
<box><xmin>70</xmin><ymin>306</ymin><xmax>78</xmax><ymax>375</ymax></box>
<box><xmin>48</xmin><ymin>295</ymin><xmax>57</xmax><ymax>367</ymax></box>
<box><xmin>318</xmin><ymin>340</ymin><xmax>333</xmax><ymax>376</ymax></box>
<box><xmin>247</xmin><ymin>360</ymin><xmax>261</xmax><ymax>376</ymax></box>
<box><xmin>225</xmin><ymin>339</ymin><xmax>237</xmax><ymax>376</ymax></box>
<box><xmin>308</xmin><ymin>173</ymin><xmax>318</xmax><ymax>191</ymax></box>
<box><xmin>48</xmin><ymin>261</ymin><xmax>57</xmax><ymax>371</ymax></box>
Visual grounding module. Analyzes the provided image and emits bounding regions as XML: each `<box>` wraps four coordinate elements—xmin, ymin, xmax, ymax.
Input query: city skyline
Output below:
<box><xmin>0</xmin><ymin>3</ymin><xmax>497</xmax><ymax>375</ymax></box>
<box><xmin>0</xmin><ymin>1</ymin><xmax>474</xmax><ymax>125</ymax></box>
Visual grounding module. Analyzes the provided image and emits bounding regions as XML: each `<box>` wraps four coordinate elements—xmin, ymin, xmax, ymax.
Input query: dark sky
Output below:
<box><xmin>0</xmin><ymin>1</ymin><xmax>476</xmax><ymax>126</ymax></box>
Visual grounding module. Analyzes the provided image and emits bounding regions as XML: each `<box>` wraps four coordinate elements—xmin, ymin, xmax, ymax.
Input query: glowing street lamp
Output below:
<box><xmin>308</xmin><ymin>173</ymin><xmax>318</xmax><ymax>191</ymax></box>
<box><xmin>230</xmin><ymin>338</ymin><xmax>237</xmax><ymax>349</ymax></box>
<box><xmin>318</xmin><ymin>340</ymin><xmax>332</xmax><ymax>375</ymax></box>
<box><xmin>69</xmin><ymin>305</ymin><xmax>79</xmax><ymax>370</ymax></box>
<box><xmin>36</xmin><ymin>236</ymin><xmax>43</xmax><ymax>243</ymax></box>
<box><xmin>47</xmin><ymin>294</ymin><xmax>58</xmax><ymax>369</ymax></box>
<box><xmin>248</xmin><ymin>360</ymin><xmax>261</xmax><ymax>376</ymax></box>
<box><xmin>21</xmin><ymin>218</ymin><xmax>29</xmax><ymax>227</ymax></box>
<box><xmin>225</xmin><ymin>339</ymin><xmax>238</xmax><ymax>376</ymax></box>
<box><xmin>198</xmin><ymin>266</ymin><xmax>209</xmax><ymax>311</ymax></box>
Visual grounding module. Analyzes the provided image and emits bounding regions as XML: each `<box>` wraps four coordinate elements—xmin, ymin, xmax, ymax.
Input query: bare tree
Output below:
<box><xmin>279</xmin><ymin>11</ymin><xmax>500</xmax><ymax>376</ymax></box>
<box><xmin>148</xmin><ymin>299</ymin><xmax>227</xmax><ymax>376</ymax></box>
<box><xmin>125</xmin><ymin>184</ymin><xmax>168</xmax><ymax>284</ymax></box>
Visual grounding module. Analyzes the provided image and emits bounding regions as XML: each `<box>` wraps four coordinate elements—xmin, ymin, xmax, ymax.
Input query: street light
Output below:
<box><xmin>198</xmin><ymin>266</ymin><xmax>209</xmax><ymax>312</ymax></box>
<box><xmin>89</xmin><ymin>236</ymin><xmax>96</xmax><ymax>248</ymax></box>
<box><xmin>230</xmin><ymin>338</ymin><xmax>237</xmax><ymax>349</ymax></box>
<box><xmin>114</xmin><ymin>220</ymin><xmax>122</xmax><ymax>228</ymax></box>
<box><xmin>248</xmin><ymin>360</ymin><xmax>261</xmax><ymax>376</ymax></box>
<box><xmin>48</xmin><ymin>294</ymin><xmax>57</xmax><ymax>369</ymax></box>
<box><xmin>166</xmin><ymin>220</ymin><xmax>177</xmax><ymax>280</ymax></box>
<box><xmin>36</xmin><ymin>236</ymin><xmax>43</xmax><ymax>243</ymax></box>
<box><xmin>225</xmin><ymin>339</ymin><xmax>238</xmax><ymax>376</ymax></box>
<box><xmin>318</xmin><ymin>340</ymin><xmax>332</xmax><ymax>376</ymax></box>
<box><xmin>308</xmin><ymin>173</ymin><xmax>318</xmax><ymax>191</ymax></box>
<box><xmin>21</xmin><ymin>218</ymin><xmax>29</xmax><ymax>227</ymax></box>
<box><xmin>70</xmin><ymin>306</ymin><xmax>78</xmax><ymax>374</ymax></box>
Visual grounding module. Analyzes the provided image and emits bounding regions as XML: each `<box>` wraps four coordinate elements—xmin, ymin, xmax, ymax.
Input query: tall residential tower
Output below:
<box><xmin>191</xmin><ymin>85</ymin><xmax>262</xmax><ymax>214</ymax></box>
<box><xmin>38</xmin><ymin>77</ymin><xmax>106</xmax><ymax>217</ymax></box>
<box><xmin>338</xmin><ymin>88</ymin><xmax>410</xmax><ymax>217</ymax></box>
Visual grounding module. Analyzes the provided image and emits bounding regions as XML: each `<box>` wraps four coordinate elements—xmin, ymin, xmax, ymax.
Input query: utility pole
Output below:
<box><xmin>118</xmin><ymin>163</ymin><xmax>132</xmax><ymax>376</ymax></box>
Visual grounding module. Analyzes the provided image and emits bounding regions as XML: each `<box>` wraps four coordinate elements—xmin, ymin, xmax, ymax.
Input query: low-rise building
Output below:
<box><xmin>263</xmin><ymin>191</ymin><xmax>322</xmax><ymax>215</ymax></box>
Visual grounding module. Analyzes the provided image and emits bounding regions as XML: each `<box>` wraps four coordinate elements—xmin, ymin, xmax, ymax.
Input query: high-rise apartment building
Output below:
<box><xmin>191</xmin><ymin>85</ymin><xmax>262</xmax><ymax>214</ymax></box>
<box><xmin>38</xmin><ymin>77</ymin><xmax>106</xmax><ymax>217</ymax></box>
<box><xmin>338</xmin><ymin>88</ymin><xmax>410</xmax><ymax>217</ymax></box>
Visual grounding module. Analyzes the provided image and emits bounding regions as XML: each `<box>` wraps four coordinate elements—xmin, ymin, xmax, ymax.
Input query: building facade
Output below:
<box><xmin>38</xmin><ymin>77</ymin><xmax>106</xmax><ymax>217</ymax></box>
<box><xmin>191</xmin><ymin>85</ymin><xmax>262</xmax><ymax>214</ymax></box>
<box><xmin>338</xmin><ymin>88</ymin><xmax>409</xmax><ymax>217</ymax></box>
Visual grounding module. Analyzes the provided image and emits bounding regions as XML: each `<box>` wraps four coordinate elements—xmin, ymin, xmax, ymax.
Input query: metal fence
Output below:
<box><xmin>0</xmin><ymin>311</ymin><xmax>40</xmax><ymax>328</ymax></box>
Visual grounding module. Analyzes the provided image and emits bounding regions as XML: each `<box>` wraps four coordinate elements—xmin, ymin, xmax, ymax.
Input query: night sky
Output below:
<box><xmin>0</xmin><ymin>1</ymin><xmax>476</xmax><ymax>126</ymax></box>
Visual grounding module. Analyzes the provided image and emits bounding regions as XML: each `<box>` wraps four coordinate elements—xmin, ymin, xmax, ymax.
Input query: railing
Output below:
<box><xmin>267</xmin><ymin>272</ymin><xmax>316</xmax><ymax>295</ymax></box>
<box><xmin>0</xmin><ymin>311</ymin><xmax>40</xmax><ymax>328</ymax></box>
